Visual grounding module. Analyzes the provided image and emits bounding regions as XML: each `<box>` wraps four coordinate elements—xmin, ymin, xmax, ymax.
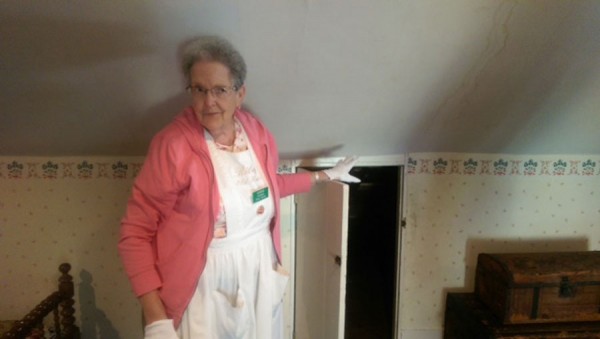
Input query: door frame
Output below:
<box><xmin>279</xmin><ymin>154</ymin><xmax>406</xmax><ymax>339</ymax></box>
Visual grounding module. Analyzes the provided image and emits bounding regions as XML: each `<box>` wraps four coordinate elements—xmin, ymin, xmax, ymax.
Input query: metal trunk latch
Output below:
<box><xmin>559</xmin><ymin>276</ymin><xmax>575</xmax><ymax>298</ymax></box>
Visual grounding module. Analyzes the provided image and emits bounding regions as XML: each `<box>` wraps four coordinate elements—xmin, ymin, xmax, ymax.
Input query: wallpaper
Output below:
<box><xmin>401</xmin><ymin>153</ymin><xmax>600</xmax><ymax>332</ymax></box>
<box><xmin>0</xmin><ymin>157</ymin><xmax>144</xmax><ymax>338</ymax></box>
<box><xmin>3</xmin><ymin>154</ymin><xmax>600</xmax><ymax>338</ymax></box>
<box><xmin>0</xmin><ymin>157</ymin><xmax>296</xmax><ymax>339</ymax></box>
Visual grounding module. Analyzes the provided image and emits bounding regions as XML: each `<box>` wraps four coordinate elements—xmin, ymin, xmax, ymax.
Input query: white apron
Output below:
<box><xmin>178</xmin><ymin>125</ymin><xmax>288</xmax><ymax>339</ymax></box>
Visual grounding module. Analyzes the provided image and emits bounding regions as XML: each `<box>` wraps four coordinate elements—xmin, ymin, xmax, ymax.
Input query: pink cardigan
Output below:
<box><xmin>118</xmin><ymin>107</ymin><xmax>313</xmax><ymax>327</ymax></box>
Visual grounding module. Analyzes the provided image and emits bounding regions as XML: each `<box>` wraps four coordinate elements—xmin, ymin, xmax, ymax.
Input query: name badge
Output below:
<box><xmin>252</xmin><ymin>187</ymin><xmax>269</xmax><ymax>203</ymax></box>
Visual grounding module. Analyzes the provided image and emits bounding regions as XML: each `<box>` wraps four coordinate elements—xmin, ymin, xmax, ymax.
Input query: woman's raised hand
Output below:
<box><xmin>324</xmin><ymin>156</ymin><xmax>361</xmax><ymax>183</ymax></box>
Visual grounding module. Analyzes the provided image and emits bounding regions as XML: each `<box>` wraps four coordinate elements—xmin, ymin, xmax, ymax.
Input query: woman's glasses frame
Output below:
<box><xmin>186</xmin><ymin>85</ymin><xmax>238</xmax><ymax>100</ymax></box>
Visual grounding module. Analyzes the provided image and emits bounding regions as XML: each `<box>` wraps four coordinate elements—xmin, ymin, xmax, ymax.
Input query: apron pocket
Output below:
<box><xmin>212</xmin><ymin>288</ymin><xmax>252</xmax><ymax>338</ymax></box>
<box><xmin>271</xmin><ymin>264</ymin><xmax>290</xmax><ymax>316</ymax></box>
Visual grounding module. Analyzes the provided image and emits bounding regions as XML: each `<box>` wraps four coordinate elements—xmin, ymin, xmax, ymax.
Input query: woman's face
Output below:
<box><xmin>189</xmin><ymin>61</ymin><xmax>245</xmax><ymax>135</ymax></box>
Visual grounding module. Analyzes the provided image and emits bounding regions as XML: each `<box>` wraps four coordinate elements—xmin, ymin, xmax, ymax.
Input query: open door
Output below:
<box><xmin>294</xmin><ymin>178</ymin><xmax>349</xmax><ymax>339</ymax></box>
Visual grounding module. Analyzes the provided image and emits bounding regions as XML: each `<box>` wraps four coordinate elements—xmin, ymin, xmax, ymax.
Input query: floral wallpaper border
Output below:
<box><xmin>407</xmin><ymin>155</ymin><xmax>600</xmax><ymax>176</ymax></box>
<box><xmin>5</xmin><ymin>156</ymin><xmax>597</xmax><ymax>179</ymax></box>
<box><xmin>0</xmin><ymin>158</ymin><xmax>295</xmax><ymax>180</ymax></box>
<box><xmin>0</xmin><ymin>160</ymin><xmax>144</xmax><ymax>180</ymax></box>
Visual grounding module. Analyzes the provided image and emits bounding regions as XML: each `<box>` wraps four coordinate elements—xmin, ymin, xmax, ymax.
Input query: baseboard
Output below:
<box><xmin>399</xmin><ymin>329</ymin><xmax>443</xmax><ymax>339</ymax></box>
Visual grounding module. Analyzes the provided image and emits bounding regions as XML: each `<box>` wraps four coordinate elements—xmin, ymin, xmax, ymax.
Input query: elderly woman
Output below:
<box><xmin>118</xmin><ymin>36</ymin><xmax>359</xmax><ymax>339</ymax></box>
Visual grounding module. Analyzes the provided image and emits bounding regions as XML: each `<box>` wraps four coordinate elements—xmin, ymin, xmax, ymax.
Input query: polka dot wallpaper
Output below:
<box><xmin>4</xmin><ymin>154</ymin><xmax>599</xmax><ymax>338</ymax></box>
<box><xmin>0</xmin><ymin>157</ymin><xmax>144</xmax><ymax>338</ymax></box>
<box><xmin>0</xmin><ymin>157</ymin><xmax>298</xmax><ymax>339</ymax></box>
<box><xmin>400</xmin><ymin>153</ymin><xmax>600</xmax><ymax>332</ymax></box>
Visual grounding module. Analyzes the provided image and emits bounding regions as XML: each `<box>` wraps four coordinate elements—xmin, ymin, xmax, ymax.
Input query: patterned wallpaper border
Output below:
<box><xmin>407</xmin><ymin>155</ymin><xmax>600</xmax><ymax>176</ymax></box>
<box><xmin>0</xmin><ymin>160</ymin><xmax>144</xmax><ymax>180</ymax></box>
<box><xmin>0</xmin><ymin>157</ymin><xmax>296</xmax><ymax>180</ymax></box>
<box><xmin>4</xmin><ymin>155</ymin><xmax>598</xmax><ymax>179</ymax></box>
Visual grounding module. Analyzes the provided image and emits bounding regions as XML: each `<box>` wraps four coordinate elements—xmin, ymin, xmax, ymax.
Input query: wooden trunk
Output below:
<box><xmin>474</xmin><ymin>251</ymin><xmax>600</xmax><ymax>324</ymax></box>
<box><xmin>444</xmin><ymin>293</ymin><xmax>600</xmax><ymax>339</ymax></box>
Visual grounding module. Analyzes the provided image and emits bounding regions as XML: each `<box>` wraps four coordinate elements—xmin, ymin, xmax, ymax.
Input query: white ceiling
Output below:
<box><xmin>1</xmin><ymin>0</ymin><xmax>599</xmax><ymax>157</ymax></box>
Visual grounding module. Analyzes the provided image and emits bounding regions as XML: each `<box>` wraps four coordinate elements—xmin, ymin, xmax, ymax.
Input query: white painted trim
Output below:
<box><xmin>281</xmin><ymin>154</ymin><xmax>406</xmax><ymax>339</ymax></box>
<box><xmin>396</xmin><ymin>217</ymin><xmax>410</xmax><ymax>338</ymax></box>
<box><xmin>297</xmin><ymin>154</ymin><xmax>405</xmax><ymax>168</ymax></box>
<box><xmin>398</xmin><ymin>329</ymin><xmax>443</xmax><ymax>339</ymax></box>
<box><xmin>280</xmin><ymin>196</ymin><xmax>296</xmax><ymax>339</ymax></box>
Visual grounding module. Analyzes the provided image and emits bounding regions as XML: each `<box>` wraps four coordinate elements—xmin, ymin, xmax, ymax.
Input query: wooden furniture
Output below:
<box><xmin>444</xmin><ymin>251</ymin><xmax>600</xmax><ymax>338</ymax></box>
<box><xmin>444</xmin><ymin>292</ymin><xmax>600</xmax><ymax>338</ymax></box>
<box><xmin>1</xmin><ymin>263</ymin><xmax>81</xmax><ymax>339</ymax></box>
<box><xmin>475</xmin><ymin>251</ymin><xmax>600</xmax><ymax>324</ymax></box>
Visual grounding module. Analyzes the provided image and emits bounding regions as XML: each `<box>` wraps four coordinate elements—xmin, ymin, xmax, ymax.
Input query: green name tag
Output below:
<box><xmin>252</xmin><ymin>187</ymin><xmax>269</xmax><ymax>203</ymax></box>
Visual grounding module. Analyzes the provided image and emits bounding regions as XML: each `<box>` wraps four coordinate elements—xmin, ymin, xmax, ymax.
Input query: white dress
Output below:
<box><xmin>177</xmin><ymin>121</ymin><xmax>288</xmax><ymax>339</ymax></box>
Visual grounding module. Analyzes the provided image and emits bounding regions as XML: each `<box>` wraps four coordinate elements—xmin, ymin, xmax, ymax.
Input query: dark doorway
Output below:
<box><xmin>345</xmin><ymin>166</ymin><xmax>401</xmax><ymax>339</ymax></box>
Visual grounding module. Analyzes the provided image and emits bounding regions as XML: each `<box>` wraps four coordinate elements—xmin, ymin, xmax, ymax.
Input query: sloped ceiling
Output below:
<box><xmin>1</xmin><ymin>0</ymin><xmax>599</xmax><ymax>157</ymax></box>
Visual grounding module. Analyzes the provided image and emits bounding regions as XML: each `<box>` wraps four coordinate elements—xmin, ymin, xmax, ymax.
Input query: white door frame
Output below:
<box><xmin>279</xmin><ymin>154</ymin><xmax>406</xmax><ymax>339</ymax></box>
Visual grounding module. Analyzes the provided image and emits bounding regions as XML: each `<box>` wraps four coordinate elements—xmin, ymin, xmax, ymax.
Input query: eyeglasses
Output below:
<box><xmin>186</xmin><ymin>85</ymin><xmax>238</xmax><ymax>99</ymax></box>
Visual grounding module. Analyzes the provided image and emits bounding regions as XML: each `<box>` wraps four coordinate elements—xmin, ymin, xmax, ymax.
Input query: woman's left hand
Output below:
<box><xmin>324</xmin><ymin>156</ymin><xmax>361</xmax><ymax>183</ymax></box>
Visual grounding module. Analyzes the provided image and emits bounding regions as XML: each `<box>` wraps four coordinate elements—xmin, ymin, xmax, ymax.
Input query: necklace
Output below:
<box><xmin>212</xmin><ymin>127</ymin><xmax>235</xmax><ymax>151</ymax></box>
<box><xmin>214</xmin><ymin>141</ymin><xmax>234</xmax><ymax>151</ymax></box>
<box><xmin>209</xmin><ymin>119</ymin><xmax>248</xmax><ymax>152</ymax></box>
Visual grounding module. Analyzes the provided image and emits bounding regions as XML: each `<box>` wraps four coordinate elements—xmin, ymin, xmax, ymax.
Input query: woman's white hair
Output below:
<box><xmin>181</xmin><ymin>36</ymin><xmax>247</xmax><ymax>89</ymax></box>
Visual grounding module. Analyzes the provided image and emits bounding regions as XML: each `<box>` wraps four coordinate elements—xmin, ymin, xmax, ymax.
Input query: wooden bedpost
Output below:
<box><xmin>58</xmin><ymin>263</ymin><xmax>80</xmax><ymax>339</ymax></box>
<box><xmin>2</xmin><ymin>263</ymin><xmax>81</xmax><ymax>339</ymax></box>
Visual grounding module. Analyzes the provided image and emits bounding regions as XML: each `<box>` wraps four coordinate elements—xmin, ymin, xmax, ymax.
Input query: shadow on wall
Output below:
<box><xmin>0</xmin><ymin>10</ymin><xmax>157</xmax><ymax>156</ymax></box>
<box><xmin>79</xmin><ymin>270</ymin><xmax>121</xmax><ymax>339</ymax></box>
<box><xmin>439</xmin><ymin>236</ymin><xmax>590</xmax><ymax>322</ymax></box>
<box><xmin>131</xmin><ymin>92</ymin><xmax>190</xmax><ymax>154</ymax></box>
<box><xmin>0</xmin><ymin>2</ymin><xmax>244</xmax><ymax>156</ymax></box>
<box><xmin>442</xmin><ymin>236</ymin><xmax>589</xmax><ymax>300</ymax></box>
<box><xmin>240</xmin><ymin>103</ymin><xmax>346</xmax><ymax>160</ymax></box>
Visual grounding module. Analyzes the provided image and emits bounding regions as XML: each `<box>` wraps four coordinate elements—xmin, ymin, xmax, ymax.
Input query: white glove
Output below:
<box><xmin>144</xmin><ymin>319</ymin><xmax>179</xmax><ymax>339</ymax></box>
<box><xmin>323</xmin><ymin>156</ymin><xmax>361</xmax><ymax>183</ymax></box>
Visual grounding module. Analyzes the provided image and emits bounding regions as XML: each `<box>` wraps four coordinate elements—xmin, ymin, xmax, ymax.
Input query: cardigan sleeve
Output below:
<box><xmin>118</xmin><ymin>130</ymin><xmax>190</xmax><ymax>297</ymax></box>
<box><xmin>276</xmin><ymin>172</ymin><xmax>313</xmax><ymax>197</ymax></box>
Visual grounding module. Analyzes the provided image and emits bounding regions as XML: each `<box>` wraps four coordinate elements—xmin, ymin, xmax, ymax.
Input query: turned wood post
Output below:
<box><xmin>2</xmin><ymin>263</ymin><xmax>81</xmax><ymax>339</ymax></box>
<box><xmin>58</xmin><ymin>263</ymin><xmax>80</xmax><ymax>339</ymax></box>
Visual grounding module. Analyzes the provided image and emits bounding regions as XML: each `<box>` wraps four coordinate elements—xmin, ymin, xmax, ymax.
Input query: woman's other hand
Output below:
<box><xmin>144</xmin><ymin>319</ymin><xmax>179</xmax><ymax>339</ymax></box>
<box><xmin>140</xmin><ymin>290</ymin><xmax>169</xmax><ymax>327</ymax></box>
